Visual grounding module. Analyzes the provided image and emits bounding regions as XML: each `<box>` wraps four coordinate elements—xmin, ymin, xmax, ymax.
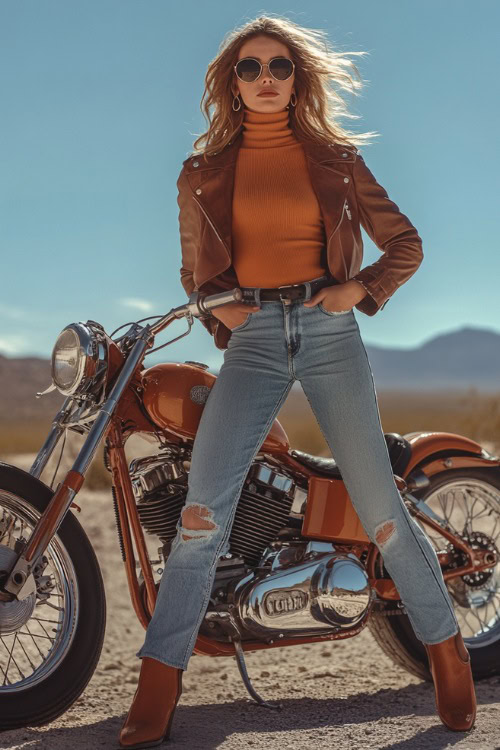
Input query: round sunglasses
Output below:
<box><xmin>234</xmin><ymin>56</ymin><xmax>295</xmax><ymax>83</ymax></box>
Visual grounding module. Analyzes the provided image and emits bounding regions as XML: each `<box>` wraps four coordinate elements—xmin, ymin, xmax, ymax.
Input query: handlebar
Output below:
<box><xmin>194</xmin><ymin>287</ymin><xmax>244</xmax><ymax>315</ymax></box>
<box><xmin>148</xmin><ymin>287</ymin><xmax>243</xmax><ymax>337</ymax></box>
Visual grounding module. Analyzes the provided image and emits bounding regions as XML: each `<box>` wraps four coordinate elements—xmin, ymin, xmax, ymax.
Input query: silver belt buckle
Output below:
<box><xmin>277</xmin><ymin>281</ymin><xmax>304</xmax><ymax>303</ymax></box>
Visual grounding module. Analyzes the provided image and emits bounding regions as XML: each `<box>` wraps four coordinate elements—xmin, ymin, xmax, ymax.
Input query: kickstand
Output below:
<box><xmin>232</xmin><ymin>637</ymin><xmax>282</xmax><ymax>710</ymax></box>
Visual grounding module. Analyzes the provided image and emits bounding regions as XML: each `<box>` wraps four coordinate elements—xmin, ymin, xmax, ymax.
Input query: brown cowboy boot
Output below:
<box><xmin>119</xmin><ymin>656</ymin><xmax>183</xmax><ymax>748</ymax></box>
<box><xmin>424</xmin><ymin>631</ymin><xmax>476</xmax><ymax>731</ymax></box>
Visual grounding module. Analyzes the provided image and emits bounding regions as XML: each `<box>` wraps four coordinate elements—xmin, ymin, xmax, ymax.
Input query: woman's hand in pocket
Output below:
<box><xmin>302</xmin><ymin>280</ymin><xmax>366</xmax><ymax>312</ymax></box>
<box><xmin>212</xmin><ymin>302</ymin><xmax>261</xmax><ymax>331</ymax></box>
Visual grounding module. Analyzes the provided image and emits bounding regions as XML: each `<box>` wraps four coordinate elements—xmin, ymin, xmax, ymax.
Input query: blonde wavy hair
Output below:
<box><xmin>190</xmin><ymin>14</ymin><xmax>380</xmax><ymax>162</ymax></box>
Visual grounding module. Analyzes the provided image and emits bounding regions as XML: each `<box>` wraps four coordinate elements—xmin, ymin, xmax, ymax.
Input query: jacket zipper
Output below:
<box><xmin>326</xmin><ymin>196</ymin><xmax>347</xmax><ymax>255</ymax></box>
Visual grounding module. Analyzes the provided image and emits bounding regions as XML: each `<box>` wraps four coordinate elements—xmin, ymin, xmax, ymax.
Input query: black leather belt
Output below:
<box><xmin>240</xmin><ymin>273</ymin><xmax>339</xmax><ymax>302</ymax></box>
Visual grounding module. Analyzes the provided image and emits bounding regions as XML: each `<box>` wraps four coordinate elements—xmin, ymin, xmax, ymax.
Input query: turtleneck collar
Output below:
<box><xmin>241</xmin><ymin>106</ymin><xmax>297</xmax><ymax>148</ymax></box>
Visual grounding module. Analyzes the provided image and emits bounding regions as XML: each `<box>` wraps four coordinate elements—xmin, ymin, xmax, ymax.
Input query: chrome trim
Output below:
<box><xmin>248</xmin><ymin>463</ymin><xmax>294</xmax><ymax>494</ymax></box>
<box><xmin>51</xmin><ymin>321</ymin><xmax>109</xmax><ymax>399</ymax></box>
<box><xmin>0</xmin><ymin>492</ymin><xmax>79</xmax><ymax>692</ymax></box>
<box><xmin>130</xmin><ymin>451</ymin><xmax>185</xmax><ymax>501</ymax></box>
<box><xmin>6</xmin><ymin>328</ymin><xmax>154</xmax><ymax>595</ymax></box>
<box><xmin>416</xmin><ymin>477</ymin><xmax>500</xmax><ymax>648</ymax></box>
<box><xmin>71</xmin><ymin>330</ymin><xmax>152</xmax><ymax>476</ymax></box>
<box><xmin>405</xmin><ymin>491</ymin><xmax>450</xmax><ymax>529</ymax></box>
<box><xmin>30</xmin><ymin>397</ymin><xmax>75</xmax><ymax>478</ymax></box>
<box><xmin>231</xmin><ymin>544</ymin><xmax>372</xmax><ymax>639</ymax></box>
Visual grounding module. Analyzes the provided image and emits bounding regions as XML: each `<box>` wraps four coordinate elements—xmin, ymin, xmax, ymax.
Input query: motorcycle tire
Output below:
<box><xmin>0</xmin><ymin>462</ymin><xmax>106</xmax><ymax>729</ymax></box>
<box><xmin>368</xmin><ymin>466</ymin><xmax>500</xmax><ymax>681</ymax></box>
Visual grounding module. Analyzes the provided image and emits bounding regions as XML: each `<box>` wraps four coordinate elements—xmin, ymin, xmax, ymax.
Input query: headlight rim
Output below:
<box><xmin>51</xmin><ymin>322</ymin><xmax>108</xmax><ymax>398</ymax></box>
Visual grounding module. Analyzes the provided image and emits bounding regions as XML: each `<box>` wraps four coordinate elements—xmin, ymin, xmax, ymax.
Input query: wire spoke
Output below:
<box><xmin>1</xmin><ymin>635</ymin><xmax>26</xmax><ymax>680</ymax></box>
<box><xmin>40</xmin><ymin>600</ymin><xmax>64</xmax><ymax>612</ymax></box>
<box><xmin>422</xmin><ymin>477</ymin><xmax>500</xmax><ymax>644</ymax></box>
<box><xmin>16</xmin><ymin>631</ymin><xmax>53</xmax><ymax>641</ymax></box>
<box><xmin>31</xmin><ymin>617</ymin><xmax>60</xmax><ymax>625</ymax></box>
<box><xmin>33</xmin><ymin>617</ymin><xmax>55</xmax><ymax>642</ymax></box>
<box><xmin>23</xmin><ymin>623</ymin><xmax>49</xmax><ymax>660</ymax></box>
<box><xmin>0</xmin><ymin>493</ymin><xmax>77</xmax><ymax>690</ymax></box>
<box><xmin>0</xmin><ymin>658</ymin><xmax>11</xmax><ymax>686</ymax></box>
<box><xmin>15</xmin><ymin>633</ymin><xmax>37</xmax><ymax>671</ymax></box>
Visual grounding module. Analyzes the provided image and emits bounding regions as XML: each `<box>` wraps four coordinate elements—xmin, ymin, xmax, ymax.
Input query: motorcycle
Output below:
<box><xmin>1</xmin><ymin>287</ymin><xmax>499</xmax><ymax>728</ymax></box>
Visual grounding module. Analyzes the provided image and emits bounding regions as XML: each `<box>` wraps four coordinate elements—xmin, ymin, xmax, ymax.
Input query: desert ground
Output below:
<box><xmin>1</xmin><ymin>453</ymin><xmax>500</xmax><ymax>750</ymax></box>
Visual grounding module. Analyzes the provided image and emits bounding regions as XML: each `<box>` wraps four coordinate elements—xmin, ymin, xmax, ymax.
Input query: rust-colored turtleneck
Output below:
<box><xmin>231</xmin><ymin>106</ymin><xmax>327</xmax><ymax>287</ymax></box>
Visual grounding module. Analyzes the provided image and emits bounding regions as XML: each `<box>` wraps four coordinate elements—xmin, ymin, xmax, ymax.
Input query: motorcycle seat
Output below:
<box><xmin>289</xmin><ymin>432</ymin><xmax>412</xmax><ymax>479</ymax></box>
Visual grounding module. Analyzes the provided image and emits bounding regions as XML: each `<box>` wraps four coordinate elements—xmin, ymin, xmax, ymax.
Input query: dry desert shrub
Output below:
<box><xmin>1</xmin><ymin>388</ymin><xmax>499</xmax><ymax>486</ymax></box>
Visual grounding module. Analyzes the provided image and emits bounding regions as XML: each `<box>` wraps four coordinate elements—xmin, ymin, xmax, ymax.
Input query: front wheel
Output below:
<box><xmin>0</xmin><ymin>463</ymin><xmax>106</xmax><ymax>729</ymax></box>
<box><xmin>368</xmin><ymin>467</ymin><xmax>500</xmax><ymax>681</ymax></box>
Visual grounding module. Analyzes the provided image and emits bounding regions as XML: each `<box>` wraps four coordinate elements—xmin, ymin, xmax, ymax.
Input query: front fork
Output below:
<box><xmin>2</xmin><ymin>328</ymin><xmax>153</xmax><ymax>600</ymax></box>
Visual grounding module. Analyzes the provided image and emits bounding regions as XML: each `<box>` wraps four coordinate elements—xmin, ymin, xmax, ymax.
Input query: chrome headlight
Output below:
<box><xmin>51</xmin><ymin>322</ymin><xmax>108</xmax><ymax>397</ymax></box>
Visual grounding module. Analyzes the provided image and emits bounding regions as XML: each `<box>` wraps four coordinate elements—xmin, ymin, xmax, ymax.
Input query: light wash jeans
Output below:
<box><xmin>137</xmin><ymin>279</ymin><xmax>459</xmax><ymax>670</ymax></box>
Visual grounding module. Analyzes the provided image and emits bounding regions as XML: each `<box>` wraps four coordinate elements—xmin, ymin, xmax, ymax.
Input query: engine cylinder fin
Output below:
<box><xmin>133</xmin><ymin>462</ymin><xmax>296</xmax><ymax>566</ymax></box>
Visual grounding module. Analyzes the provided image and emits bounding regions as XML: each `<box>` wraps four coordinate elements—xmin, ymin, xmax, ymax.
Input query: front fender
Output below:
<box><xmin>402</xmin><ymin>431</ymin><xmax>500</xmax><ymax>480</ymax></box>
<box><xmin>0</xmin><ymin>460</ymin><xmax>54</xmax><ymax>504</ymax></box>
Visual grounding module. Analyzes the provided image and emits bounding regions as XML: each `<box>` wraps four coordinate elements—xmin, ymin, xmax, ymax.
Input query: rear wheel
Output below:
<box><xmin>368</xmin><ymin>467</ymin><xmax>500</xmax><ymax>680</ymax></box>
<box><xmin>0</xmin><ymin>463</ymin><xmax>106</xmax><ymax>729</ymax></box>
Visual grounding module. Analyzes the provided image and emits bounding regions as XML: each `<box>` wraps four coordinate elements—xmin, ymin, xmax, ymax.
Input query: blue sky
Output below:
<box><xmin>1</xmin><ymin>1</ymin><xmax>498</xmax><ymax>371</ymax></box>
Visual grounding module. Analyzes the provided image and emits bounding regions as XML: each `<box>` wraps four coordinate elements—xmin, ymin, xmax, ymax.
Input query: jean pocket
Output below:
<box><xmin>317</xmin><ymin>303</ymin><xmax>352</xmax><ymax>317</ymax></box>
<box><xmin>229</xmin><ymin>312</ymin><xmax>254</xmax><ymax>332</ymax></box>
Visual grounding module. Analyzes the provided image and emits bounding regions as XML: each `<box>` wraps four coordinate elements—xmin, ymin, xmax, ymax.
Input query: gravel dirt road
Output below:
<box><xmin>1</xmin><ymin>458</ymin><xmax>500</xmax><ymax>749</ymax></box>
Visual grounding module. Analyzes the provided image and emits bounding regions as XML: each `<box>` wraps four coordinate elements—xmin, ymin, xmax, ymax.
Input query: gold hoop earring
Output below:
<box><xmin>290</xmin><ymin>91</ymin><xmax>297</xmax><ymax>107</ymax></box>
<box><xmin>232</xmin><ymin>94</ymin><xmax>241</xmax><ymax>112</ymax></box>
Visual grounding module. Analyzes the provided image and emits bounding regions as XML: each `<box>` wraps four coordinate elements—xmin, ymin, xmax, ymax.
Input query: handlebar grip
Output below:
<box><xmin>189</xmin><ymin>288</ymin><xmax>243</xmax><ymax>317</ymax></box>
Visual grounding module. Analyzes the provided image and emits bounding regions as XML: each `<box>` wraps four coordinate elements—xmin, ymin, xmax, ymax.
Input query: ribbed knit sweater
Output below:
<box><xmin>231</xmin><ymin>106</ymin><xmax>327</xmax><ymax>287</ymax></box>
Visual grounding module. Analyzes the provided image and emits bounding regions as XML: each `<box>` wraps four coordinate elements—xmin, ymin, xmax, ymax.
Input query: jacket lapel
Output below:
<box><xmin>300</xmin><ymin>140</ymin><xmax>356</xmax><ymax>252</ymax></box>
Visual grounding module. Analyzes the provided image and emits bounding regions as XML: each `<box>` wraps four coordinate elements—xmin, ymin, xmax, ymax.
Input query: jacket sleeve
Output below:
<box><xmin>177</xmin><ymin>165</ymin><xmax>199</xmax><ymax>298</ymax></box>
<box><xmin>350</xmin><ymin>152</ymin><xmax>424</xmax><ymax>315</ymax></box>
<box><xmin>176</xmin><ymin>165</ymin><xmax>218</xmax><ymax>337</ymax></box>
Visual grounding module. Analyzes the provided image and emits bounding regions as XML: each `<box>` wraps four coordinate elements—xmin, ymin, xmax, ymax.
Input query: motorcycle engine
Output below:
<box><xmin>129</xmin><ymin>447</ymin><xmax>374</xmax><ymax>642</ymax></box>
<box><xmin>129</xmin><ymin>446</ymin><xmax>300</xmax><ymax>566</ymax></box>
<box><xmin>217</xmin><ymin>540</ymin><xmax>374</xmax><ymax>641</ymax></box>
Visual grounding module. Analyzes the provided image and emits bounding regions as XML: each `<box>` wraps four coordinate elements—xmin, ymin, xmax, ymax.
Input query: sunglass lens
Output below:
<box><xmin>236</xmin><ymin>58</ymin><xmax>261</xmax><ymax>82</ymax></box>
<box><xmin>269</xmin><ymin>58</ymin><xmax>293</xmax><ymax>80</ymax></box>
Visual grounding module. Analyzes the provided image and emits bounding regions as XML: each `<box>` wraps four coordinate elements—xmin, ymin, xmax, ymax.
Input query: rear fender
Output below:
<box><xmin>402</xmin><ymin>431</ymin><xmax>500</xmax><ymax>481</ymax></box>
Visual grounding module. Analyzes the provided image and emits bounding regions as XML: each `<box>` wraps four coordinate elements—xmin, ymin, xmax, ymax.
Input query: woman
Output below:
<box><xmin>119</xmin><ymin>16</ymin><xmax>476</xmax><ymax>747</ymax></box>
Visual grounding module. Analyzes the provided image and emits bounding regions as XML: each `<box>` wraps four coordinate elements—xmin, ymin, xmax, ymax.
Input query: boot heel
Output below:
<box><xmin>425</xmin><ymin>632</ymin><xmax>477</xmax><ymax>731</ymax></box>
<box><xmin>118</xmin><ymin>658</ymin><xmax>183</xmax><ymax>748</ymax></box>
<box><xmin>163</xmin><ymin>674</ymin><xmax>182</xmax><ymax>741</ymax></box>
<box><xmin>163</xmin><ymin>701</ymin><xmax>177</xmax><ymax>741</ymax></box>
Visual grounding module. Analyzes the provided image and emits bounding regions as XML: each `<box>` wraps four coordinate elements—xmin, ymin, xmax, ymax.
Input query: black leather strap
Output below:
<box><xmin>241</xmin><ymin>273</ymin><xmax>338</xmax><ymax>301</ymax></box>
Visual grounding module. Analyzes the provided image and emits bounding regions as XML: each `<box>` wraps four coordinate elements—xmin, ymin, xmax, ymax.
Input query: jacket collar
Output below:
<box><xmin>183</xmin><ymin>127</ymin><xmax>358</xmax><ymax>173</ymax></box>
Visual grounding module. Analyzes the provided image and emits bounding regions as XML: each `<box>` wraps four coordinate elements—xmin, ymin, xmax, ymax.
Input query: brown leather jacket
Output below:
<box><xmin>177</xmin><ymin>129</ymin><xmax>423</xmax><ymax>350</ymax></box>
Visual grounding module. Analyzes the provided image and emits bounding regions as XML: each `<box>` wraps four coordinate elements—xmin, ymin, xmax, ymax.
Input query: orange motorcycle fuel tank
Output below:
<box><xmin>141</xmin><ymin>362</ymin><xmax>289</xmax><ymax>452</ymax></box>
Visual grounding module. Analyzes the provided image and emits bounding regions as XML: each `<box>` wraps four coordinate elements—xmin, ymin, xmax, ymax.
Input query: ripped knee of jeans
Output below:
<box><xmin>375</xmin><ymin>518</ymin><xmax>396</xmax><ymax>547</ymax></box>
<box><xmin>180</xmin><ymin>503</ymin><xmax>218</xmax><ymax>542</ymax></box>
